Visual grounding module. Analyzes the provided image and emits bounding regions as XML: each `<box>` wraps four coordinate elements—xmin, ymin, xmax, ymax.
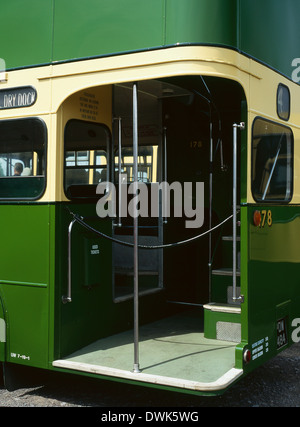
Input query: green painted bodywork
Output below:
<box><xmin>0</xmin><ymin>200</ymin><xmax>299</xmax><ymax>390</ymax></box>
<box><xmin>0</xmin><ymin>1</ymin><xmax>299</xmax><ymax>394</ymax></box>
<box><xmin>0</xmin><ymin>204</ymin><xmax>51</xmax><ymax>368</ymax></box>
<box><xmin>246</xmin><ymin>205</ymin><xmax>300</xmax><ymax>362</ymax></box>
<box><xmin>0</xmin><ymin>202</ymin><xmax>168</xmax><ymax>369</ymax></box>
<box><xmin>1</xmin><ymin>0</ymin><xmax>299</xmax><ymax>80</ymax></box>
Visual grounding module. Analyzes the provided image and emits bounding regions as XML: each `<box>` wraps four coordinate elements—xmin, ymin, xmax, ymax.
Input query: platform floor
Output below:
<box><xmin>53</xmin><ymin>310</ymin><xmax>243</xmax><ymax>392</ymax></box>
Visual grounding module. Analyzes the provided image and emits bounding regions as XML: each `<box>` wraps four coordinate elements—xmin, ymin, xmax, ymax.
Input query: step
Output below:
<box><xmin>222</xmin><ymin>235</ymin><xmax>240</xmax><ymax>242</ymax></box>
<box><xmin>211</xmin><ymin>269</ymin><xmax>241</xmax><ymax>304</ymax></box>
<box><xmin>115</xmin><ymin>268</ymin><xmax>159</xmax><ymax>276</ymax></box>
<box><xmin>203</xmin><ymin>303</ymin><xmax>241</xmax><ymax>314</ymax></box>
<box><xmin>220</xmin><ymin>237</ymin><xmax>241</xmax><ymax>270</ymax></box>
<box><xmin>212</xmin><ymin>268</ymin><xmax>240</xmax><ymax>277</ymax></box>
<box><xmin>204</xmin><ymin>303</ymin><xmax>241</xmax><ymax>343</ymax></box>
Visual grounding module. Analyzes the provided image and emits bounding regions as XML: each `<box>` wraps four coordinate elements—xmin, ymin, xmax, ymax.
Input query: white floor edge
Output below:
<box><xmin>52</xmin><ymin>359</ymin><xmax>243</xmax><ymax>392</ymax></box>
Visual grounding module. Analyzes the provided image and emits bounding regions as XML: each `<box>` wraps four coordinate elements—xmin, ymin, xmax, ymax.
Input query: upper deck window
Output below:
<box><xmin>64</xmin><ymin>120</ymin><xmax>110</xmax><ymax>199</ymax></box>
<box><xmin>0</xmin><ymin>118</ymin><xmax>47</xmax><ymax>199</ymax></box>
<box><xmin>252</xmin><ymin>118</ymin><xmax>293</xmax><ymax>202</ymax></box>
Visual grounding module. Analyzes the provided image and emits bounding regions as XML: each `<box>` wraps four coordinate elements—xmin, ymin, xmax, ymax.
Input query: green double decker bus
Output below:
<box><xmin>0</xmin><ymin>0</ymin><xmax>300</xmax><ymax>396</ymax></box>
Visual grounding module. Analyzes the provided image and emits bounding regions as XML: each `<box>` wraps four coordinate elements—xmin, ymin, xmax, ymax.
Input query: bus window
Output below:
<box><xmin>0</xmin><ymin>118</ymin><xmax>46</xmax><ymax>199</ymax></box>
<box><xmin>64</xmin><ymin>120</ymin><xmax>110</xmax><ymax>199</ymax></box>
<box><xmin>114</xmin><ymin>145</ymin><xmax>158</xmax><ymax>183</ymax></box>
<box><xmin>252</xmin><ymin>118</ymin><xmax>293</xmax><ymax>202</ymax></box>
<box><xmin>277</xmin><ymin>84</ymin><xmax>290</xmax><ymax>121</ymax></box>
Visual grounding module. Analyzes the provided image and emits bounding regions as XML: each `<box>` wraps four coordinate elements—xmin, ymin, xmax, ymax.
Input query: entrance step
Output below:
<box><xmin>212</xmin><ymin>268</ymin><xmax>240</xmax><ymax>277</ymax></box>
<box><xmin>222</xmin><ymin>235</ymin><xmax>240</xmax><ymax>242</ymax></box>
<box><xmin>211</xmin><ymin>268</ymin><xmax>241</xmax><ymax>305</ymax></box>
<box><xmin>220</xmin><ymin>235</ymin><xmax>240</xmax><ymax>269</ymax></box>
<box><xmin>203</xmin><ymin>303</ymin><xmax>241</xmax><ymax>343</ymax></box>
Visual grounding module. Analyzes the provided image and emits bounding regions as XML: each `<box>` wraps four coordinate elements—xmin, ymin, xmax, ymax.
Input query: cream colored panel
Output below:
<box><xmin>1</xmin><ymin>46</ymin><xmax>261</xmax><ymax>203</ymax></box>
<box><xmin>249</xmin><ymin>59</ymin><xmax>300</xmax><ymax>129</ymax></box>
<box><xmin>0</xmin><ymin>67</ymin><xmax>52</xmax><ymax>119</ymax></box>
<box><xmin>55</xmin><ymin>85</ymin><xmax>112</xmax><ymax>202</ymax></box>
<box><xmin>41</xmin><ymin>46</ymin><xmax>251</xmax><ymax>113</ymax></box>
<box><xmin>248</xmin><ymin>58</ymin><xmax>300</xmax><ymax>204</ymax></box>
<box><xmin>60</xmin><ymin>86</ymin><xmax>112</xmax><ymax>128</ymax></box>
<box><xmin>37</xmin><ymin>114</ymin><xmax>54</xmax><ymax>203</ymax></box>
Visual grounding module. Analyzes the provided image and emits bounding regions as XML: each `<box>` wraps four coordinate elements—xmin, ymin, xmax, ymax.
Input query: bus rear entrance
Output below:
<box><xmin>54</xmin><ymin>76</ymin><xmax>246</xmax><ymax>395</ymax></box>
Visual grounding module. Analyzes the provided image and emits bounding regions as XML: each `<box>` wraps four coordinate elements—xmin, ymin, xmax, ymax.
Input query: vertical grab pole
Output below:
<box><xmin>232</xmin><ymin>122</ymin><xmax>245</xmax><ymax>301</ymax></box>
<box><xmin>117</xmin><ymin>117</ymin><xmax>123</xmax><ymax>227</ymax></box>
<box><xmin>208</xmin><ymin>121</ymin><xmax>213</xmax><ymax>301</ymax></box>
<box><xmin>112</xmin><ymin>117</ymin><xmax>123</xmax><ymax>227</ymax></box>
<box><xmin>163</xmin><ymin>127</ymin><xmax>168</xmax><ymax>224</ymax></box>
<box><xmin>132</xmin><ymin>82</ymin><xmax>140</xmax><ymax>373</ymax></box>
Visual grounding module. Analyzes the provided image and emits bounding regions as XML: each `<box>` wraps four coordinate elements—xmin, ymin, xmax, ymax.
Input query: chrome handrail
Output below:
<box><xmin>62</xmin><ymin>218</ymin><xmax>76</xmax><ymax>304</ymax></box>
<box><xmin>132</xmin><ymin>82</ymin><xmax>140</xmax><ymax>373</ymax></box>
<box><xmin>113</xmin><ymin>116</ymin><xmax>123</xmax><ymax>227</ymax></box>
<box><xmin>232</xmin><ymin>122</ymin><xmax>245</xmax><ymax>302</ymax></box>
<box><xmin>163</xmin><ymin>126</ymin><xmax>168</xmax><ymax>224</ymax></box>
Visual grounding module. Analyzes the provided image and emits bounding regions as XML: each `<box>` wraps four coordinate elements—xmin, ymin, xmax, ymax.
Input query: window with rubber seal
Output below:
<box><xmin>277</xmin><ymin>84</ymin><xmax>290</xmax><ymax>121</ymax></box>
<box><xmin>252</xmin><ymin>118</ymin><xmax>293</xmax><ymax>202</ymax></box>
<box><xmin>64</xmin><ymin>119</ymin><xmax>111</xmax><ymax>199</ymax></box>
<box><xmin>0</xmin><ymin>117</ymin><xmax>47</xmax><ymax>199</ymax></box>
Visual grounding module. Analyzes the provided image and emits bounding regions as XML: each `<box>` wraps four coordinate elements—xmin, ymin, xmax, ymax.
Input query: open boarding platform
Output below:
<box><xmin>53</xmin><ymin>309</ymin><xmax>243</xmax><ymax>393</ymax></box>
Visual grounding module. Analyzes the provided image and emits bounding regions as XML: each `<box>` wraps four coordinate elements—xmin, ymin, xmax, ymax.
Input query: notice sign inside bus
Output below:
<box><xmin>0</xmin><ymin>86</ymin><xmax>37</xmax><ymax>109</ymax></box>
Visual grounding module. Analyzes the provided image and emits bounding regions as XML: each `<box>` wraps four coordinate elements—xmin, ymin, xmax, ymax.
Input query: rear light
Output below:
<box><xmin>243</xmin><ymin>349</ymin><xmax>251</xmax><ymax>364</ymax></box>
<box><xmin>253</xmin><ymin>210</ymin><xmax>261</xmax><ymax>227</ymax></box>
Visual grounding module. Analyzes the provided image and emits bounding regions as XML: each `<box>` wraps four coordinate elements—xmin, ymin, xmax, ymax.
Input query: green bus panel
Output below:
<box><xmin>240</xmin><ymin>0</ymin><xmax>300</xmax><ymax>79</ymax></box>
<box><xmin>0</xmin><ymin>204</ymin><xmax>51</xmax><ymax>367</ymax></box>
<box><xmin>0</xmin><ymin>284</ymin><xmax>49</xmax><ymax>368</ymax></box>
<box><xmin>52</xmin><ymin>0</ymin><xmax>166</xmax><ymax>62</ymax></box>
<box><xmin>0</xmin><ymin>205</ymin><xmax>50</xmax><ymax>284</ymax></box>
<box><xmin>0</xmin><ymin>0</ymin><xmax>54</xmax><ymax>70</ymax></box>
<box><xmin>164</xmin><ymin>0</ymin><xmax>238</xmax><ymax>48</ymax></box>
<box><xmin>246</xmin><ymin>205</ymin><xmax>300</xmax><ymax>371</ymax></box>
<box><xmin>1</xmin><ymin>0</ymin><xmax>300</xmax><ymax>82</ymax></box>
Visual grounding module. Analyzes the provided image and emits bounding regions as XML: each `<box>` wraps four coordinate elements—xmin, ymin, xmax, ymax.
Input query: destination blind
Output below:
<box><xmin>0</xmin><ymin>86</ymin><xmax>37</xmax><ymax>109</ymax></box>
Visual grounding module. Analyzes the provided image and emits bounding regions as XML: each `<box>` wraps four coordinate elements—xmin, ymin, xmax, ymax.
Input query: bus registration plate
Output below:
<box><xmin>277</xmin><ymin>317</ymin><xmax>288</xmax><ymax>349</ymax></box>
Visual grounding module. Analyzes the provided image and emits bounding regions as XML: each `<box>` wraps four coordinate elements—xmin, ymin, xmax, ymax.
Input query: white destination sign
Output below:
<box><xmin>0</xmin><ymin>86</ymin><xmax>37</xmax><ymax>109</ymax></box>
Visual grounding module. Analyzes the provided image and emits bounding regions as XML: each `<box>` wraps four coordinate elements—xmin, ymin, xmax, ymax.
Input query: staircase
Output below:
<box><xmin>203</xmin><ymin>122</ymin><xmax>244</xmax><ymax>343</ymax></box>
<box><xmin>204</xmin><ymin>231</ymin><xmax>241</xmax><ymax>343</ymax></box>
